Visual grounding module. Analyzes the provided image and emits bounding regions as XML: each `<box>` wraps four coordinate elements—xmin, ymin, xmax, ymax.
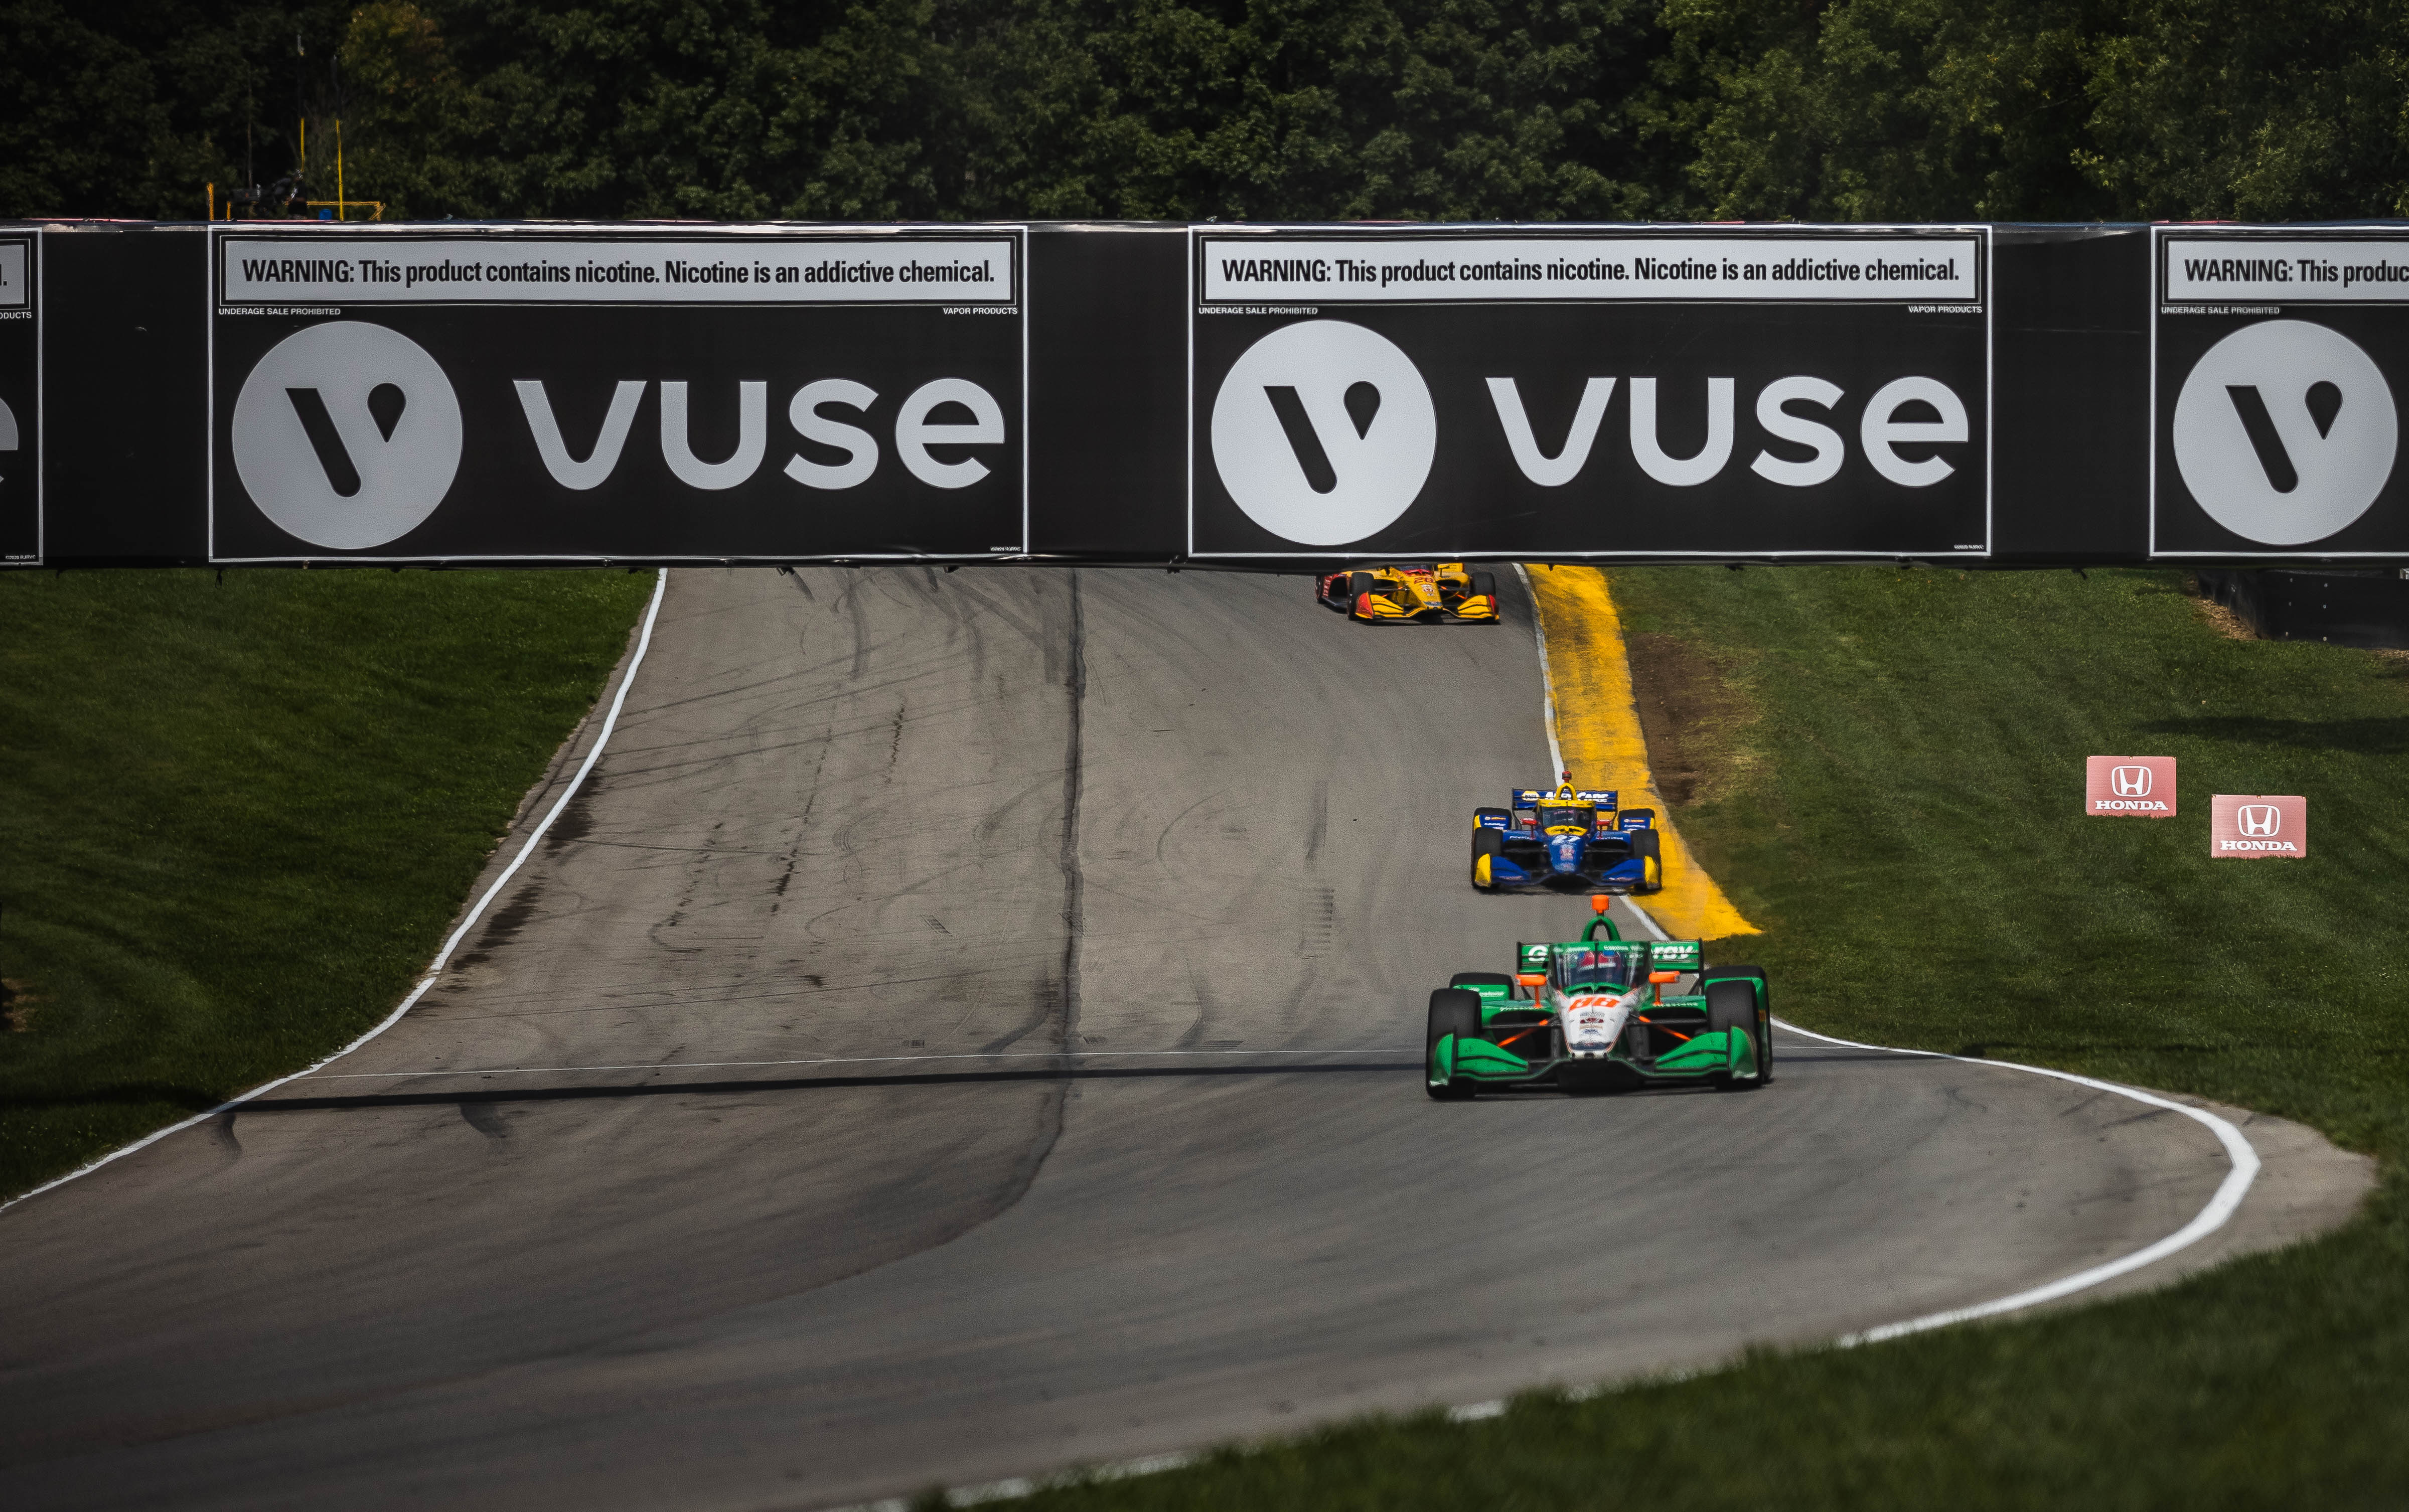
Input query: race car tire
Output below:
<box><xmin>1448</xmin><ymin>971</ymin><xmax>1515</xmax><ymax>989</ymax></box>
<box><xmin>1472</xmin><ymin>806</ymin><xmax>1513</xmax><ymax>831</ymax></box>
<box><xmin>1426</xmin><ymin>988</ymin><xmax>1482</xmax><ymax>1100</ymax></box>
<box><xmin>1627</xmin><ymin>826</ymin><xmax>1663</xmax><ymax>891</ymax></box>
<box><xmin>1705</xmin><ymin>966</ymin><xmax>1772</xmax><ymax>1085</ymax></box>
<box><xmin>1706</xmin><ymin>976</ymin><xmax>1768</xmax><ymax>1089</ymax></box>
<box><xmin>1469</xmin><ymin>571</ymin><xmax>1500</xmax><ymax>621</ymax></box>
<box><xmin>1348</xmin><ymin>571</ymin><xmax>1377</xmax><ymax>600</ymax></box>
<box><xmin>1470</xmin><ymin>825</ymin><xmax>1505</xmax><ymax>888</ymax></box>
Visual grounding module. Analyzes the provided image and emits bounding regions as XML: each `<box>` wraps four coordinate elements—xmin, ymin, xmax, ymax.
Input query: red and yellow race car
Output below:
<box><xmin>1315</xmin><ymin>563</ymin><xmax>1502</xmax><ymax>624</ymax></box>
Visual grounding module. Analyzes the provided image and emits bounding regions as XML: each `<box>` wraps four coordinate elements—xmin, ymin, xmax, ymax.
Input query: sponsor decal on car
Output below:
<box><xmin>2085</xmin><ymin>755</ymin><xmax>2177</xmax><ymax>816</ymax></box>
<box><xmin>2209</xmin><ymin>793</ymin><xmax>2308</xmax><ymax>857</ymax></box>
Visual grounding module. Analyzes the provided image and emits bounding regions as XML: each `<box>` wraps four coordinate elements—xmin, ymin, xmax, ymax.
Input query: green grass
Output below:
<box><xmin>1008</xmin><ymin>566</ymin><xmax>2409</xmax><ymax>1510</ymax></box>
<box><xmin>0</xmin><ymin>568</ymin><xmax>653</xmax><ymax>1200</ymax></box>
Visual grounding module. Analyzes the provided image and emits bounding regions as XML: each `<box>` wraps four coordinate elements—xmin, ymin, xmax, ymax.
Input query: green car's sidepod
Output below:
<box><xmin>1426</xmin><ymin>915</ymin><xmax>1771</xmax><ymax>1098</ymax></box>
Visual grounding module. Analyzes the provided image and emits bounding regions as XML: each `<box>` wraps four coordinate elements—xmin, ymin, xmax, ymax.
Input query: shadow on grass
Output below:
<box><xmin>2</xmin><ymin>1084</ymin><xmax>229</xmax><ymax>1112</ymax></box>
<box><xmin>2139</xmin><ymin>714</ymin><xmax>2409</xmax><ymax>753</ymax></box>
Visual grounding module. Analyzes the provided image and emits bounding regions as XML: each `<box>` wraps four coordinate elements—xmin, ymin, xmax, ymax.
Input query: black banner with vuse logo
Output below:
<box><xmin>21</xmin><ymin>217</ymin><xmax>2409</xmax><ymax>569</ymax></box>
<box><xmin>207</xmin><ymin>227</ymin><xmax>1026</xmax><ymax>562</ymax></box>
<box><xmin>2152</xmin><ymin>227</ymin><xmax>2409</xmax><ymax>558</ymax></box>
<box><xmin>1188</xmin><ymin>226</ymin><xmax>1991</xmax><ymax>560</ymax></box>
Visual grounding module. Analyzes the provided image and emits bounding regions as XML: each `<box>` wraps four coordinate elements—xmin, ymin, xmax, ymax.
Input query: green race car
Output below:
<box><xmin>1426</xmin><ymin>898</ymin><xmax>1772</xmax><ymax>1098</ymax></box>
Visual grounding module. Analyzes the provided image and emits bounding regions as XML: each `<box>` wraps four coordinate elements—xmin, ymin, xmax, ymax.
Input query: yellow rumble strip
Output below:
<box><xmin>1523</xmin><ymin>564</ymin><xmax>1759</xmax><ymax>942</ymax></box>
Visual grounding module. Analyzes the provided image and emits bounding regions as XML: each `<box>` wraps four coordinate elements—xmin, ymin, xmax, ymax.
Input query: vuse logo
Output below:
<box><xmin>2086</xmin><ymin>755</ymin><xmax>2176</xmax><ymax>817</ymax></box>
<box><xmin>232</xmin><ymin>322</ymin><xmax>463</xmax><ymax>549</ymax></box>
<box><xmin>1211</xmin><ymin>321</ymin><xmax>1435</xmax><ymax>545</ymax></box>
<box><xmin>2172</xmin><ymin>320</ymin><xmax>2398</xmax><ymax>545</ymax></box>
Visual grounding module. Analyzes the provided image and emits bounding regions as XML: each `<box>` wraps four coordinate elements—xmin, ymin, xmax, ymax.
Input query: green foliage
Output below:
<box><xmin>1663</xmin><ymin>0</ymin><xmax>2409</xmax><ymax>220</ymax></box>
<box><xmin>0</xmin><ymin>0</ymin><xmax>1683</xmax><ymax>221</ymax></box>
<box><xmin>0</xmin><ymin>2</ymin><xmax>200</xmax><ymax>219</ymax></box>
<box><xmin>0</xmin><ymin>568</ymin><xmax>652</xmax><ymax>1198</ymax></box>
<box><xmin>2075</xmin><ymin>0</ymin><xmax>2409</xmax><ymax>221</ymax></box>
<box><xmin>7</xmin><ymin>0</ymin><xmax>2402</xmax><ymax>223</ymax></box>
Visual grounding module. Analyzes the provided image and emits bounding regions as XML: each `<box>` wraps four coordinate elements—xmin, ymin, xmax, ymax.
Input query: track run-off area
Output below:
<box><xmin>0</xmin><ymin>567</ymin><xmax>2373</xmax><ymax>1511</ymax></box>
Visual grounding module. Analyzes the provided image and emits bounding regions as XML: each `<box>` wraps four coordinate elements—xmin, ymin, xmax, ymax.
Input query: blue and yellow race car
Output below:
<box><xmin>1470</xmin><ymin>779</ymin><xmax>1662</xmax><ymax>894</ymax></box>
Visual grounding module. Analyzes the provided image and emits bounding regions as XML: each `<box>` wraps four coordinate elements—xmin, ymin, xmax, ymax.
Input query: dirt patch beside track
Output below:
<box><xmin>1621</xmin><ymin>629</ymin><xmax>1756</xmax><ymax>810</ymax></box>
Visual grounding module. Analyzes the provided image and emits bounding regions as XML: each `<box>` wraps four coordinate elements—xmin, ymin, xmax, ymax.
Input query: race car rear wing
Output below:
<box><xmin>1648</xmin><ymin>939</ymin><xmax>1702</xmax><ymax>971</ymax></box>
<box><xmin>1519</xmin><ymin>938</ymin><xmax>1701</xmax><ymax>972</ymax></box>
<box><xmin>1517</xmin><ymin>938</ymin><xmax>1703</xmax><ymax>973</ymax></box>
<box><xmin>1514</xmin><ymin>788</ymin><xmax>1619</xmax><ymax>807</ymax></box>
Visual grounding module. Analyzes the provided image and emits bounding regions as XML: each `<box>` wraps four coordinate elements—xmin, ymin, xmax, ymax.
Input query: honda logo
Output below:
<box><xmin>2086</xmin><ymin>755</ymin><xmax>2176</xmax><ymax>816</ymax></box>
<box><xmin>2211</xmin><ymin>794</ymin><xmax>2307</xmax><ymax>857</ymax></box>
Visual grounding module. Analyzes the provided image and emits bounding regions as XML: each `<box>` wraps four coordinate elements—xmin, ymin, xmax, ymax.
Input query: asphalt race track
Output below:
<box><xmin>0</xmin><ymin>568</ymin><xmax>2346</xmax><ymax>1510</ymax></box>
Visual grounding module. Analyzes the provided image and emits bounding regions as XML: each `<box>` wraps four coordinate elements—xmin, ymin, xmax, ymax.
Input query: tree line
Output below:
<box><xmin>4</xmin><ymin>0</ymin><xmax>2403</xmax><ymax>225</ymax></box>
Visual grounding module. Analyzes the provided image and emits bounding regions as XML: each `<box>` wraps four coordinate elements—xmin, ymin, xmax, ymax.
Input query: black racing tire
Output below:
<box><xmin>1628</xmin><ymin>826</ymin><xmax>1663</xmax><ymax>891</ymax></box>
<box><xmin>1426</xmin><ymin>988</ymin><xmax>1482</xmax><ymax>1100</ymax></box>
<box><xmin>1448</xmin><ymin>971</ymin><xmax>1515</xmax><ymax>989</ymax></box>
<box><xmin>1470</xmin><ymin>570</ymin><xmax>1498</xmax><ymax>606</ymax></box>
<box><xmin>1348</xmin><ymin>571</ymin><xmax>1377</xmax><ymax>600</ymax></box>
<box><xmin>1707</xmin><ymin>966</ymin><xmax>1771</xmax><ymax>1084</ymax></box>
<box><xmin>1470</xmin><ymin>824</ymin><xmax>1505</xmax><ymax>889</ymax></box>
<box><xmin>1706</xmin><ymin>976</ymin><xmax>1767</xmax><ymax>1089</ymax></box>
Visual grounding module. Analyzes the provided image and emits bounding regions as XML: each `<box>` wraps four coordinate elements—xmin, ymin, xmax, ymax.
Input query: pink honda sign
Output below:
<box><xmin>2085</xmin><ymin>755</ymin><xmax>2177</xmax><ymax>817</ymax></box>
<box><xmin>2211</xmin><ymin>795</ymin><xmax>2308</xmax><ymax>858</ymax></box>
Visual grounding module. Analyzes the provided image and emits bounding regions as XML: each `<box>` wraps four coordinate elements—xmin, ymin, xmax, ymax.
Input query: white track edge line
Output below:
<box><xmin>833</xmin><ymin>1020</ymin><xmax>2268</xmax><ymax>1510</ymax></box>
<box><xmin>845</xmin><ymin>1452</ymin><xmax>1207</xmax><ymax>1512</ymax></box>
<box><xmin>0</xmin><ymin>568</ymin><xmax>671</xmax><ymax>1217</ymax></box>
<box><xmin>1562</xmin><ymin>601</ymin><xmax>2257</xmax><ymax>1337</ymax></box>
<box><xmin>1771</xmin><ymin>1015</ymin><xmax>2262</xmax><ymax>1344</ymax></box>
<box><xmin>1513</xmin><ymin>563</ymin><xmax>1566</xmax><ymax>781</ymax></box>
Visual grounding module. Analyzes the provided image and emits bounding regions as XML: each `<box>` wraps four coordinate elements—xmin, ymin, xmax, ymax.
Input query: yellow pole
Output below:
<box><xmin>336</xmin><ymin>119</ymin><xmax>345</xmax><ymax>220</ymax></box>
<box><xmin>206</xmin><ymin>183</ymin><xmax>215</xmax><ymax>220</ymax></box>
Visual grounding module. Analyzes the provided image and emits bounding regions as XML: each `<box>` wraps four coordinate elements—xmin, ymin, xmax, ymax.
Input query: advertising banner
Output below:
<box><xmin>208</xmin><ymin>226</ymin><xmax>1027</xmax><ymax>562</ymax></box>
<box><xmin>1187</xmin><ymin>225</ymin><xmax>1991</xmax><ymax>560</ymax></box>
<box><xmin>2153</xmin><ymin>227</ymin><xmax>2409</xmax><ymax>558</ymax></box>
<box><xmin>2209</xmin><ymin>794</ymin><xmax>2308</xmax><ymax>857</ymax></box>
<box><xmin>2084</xmin><ymin>755</ymin><xmax>2176</xmax><ymax>816</ymax></box>
<box><xmin>0</xmin><ymin>235</ymin><xmax>35</xmax><ymax>563</ymax></box>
